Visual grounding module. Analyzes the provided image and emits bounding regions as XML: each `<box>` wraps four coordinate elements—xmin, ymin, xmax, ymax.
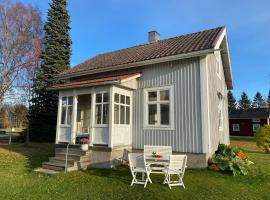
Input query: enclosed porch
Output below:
<box><xmin>54</xmin><ymin>73</ymin><xmax>141</xmax><ymax>148</ymax></box>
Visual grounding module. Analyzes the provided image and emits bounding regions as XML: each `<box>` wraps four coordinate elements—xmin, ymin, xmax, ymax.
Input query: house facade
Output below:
<box><xmin>49</xmin><ymin>27</ymin><xmax>233</xmax><ymax>168</ymax></box>
<box><xmin>229</xmin><ymin>108</ymin><xmax>270</xmax><ymax>136</ymax></box>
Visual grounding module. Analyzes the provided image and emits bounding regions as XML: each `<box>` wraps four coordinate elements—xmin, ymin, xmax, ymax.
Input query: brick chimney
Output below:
<box><xmin>148</xmin><ymin>31</ymin><xmax>160</xmax><ymax>43</ymax></box>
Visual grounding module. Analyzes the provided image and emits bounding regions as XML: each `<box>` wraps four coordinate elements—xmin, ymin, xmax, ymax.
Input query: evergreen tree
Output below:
<box><xmin>28</xmin><ymin>0</ymin><xmax>71</xmax><ymax>142</ymax></box>
<box><xmin>227</xmin><ymin>90</ymin><xmax>237</xmax><ymax>113</ymax></box>
<box><xmin>267</xmin><ymin>90</ymin><xmax>270</xmax><ymax>111</ymax></box>
<box><xmin>238</xmin><ymin>92</ymin><xmax>252</xmax><ymax>110</ymax></box>
<box><xmin>252</xmin><ymin>92</ymin><xmax>266</xmax><ymax>108</ymax></box>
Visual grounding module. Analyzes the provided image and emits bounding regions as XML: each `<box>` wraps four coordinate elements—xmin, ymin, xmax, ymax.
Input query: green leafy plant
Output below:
<box><xmin>208</xmin><ymin>144</ymin><xmax>253</xmax><ymax>176</ymax></box>
<box><xmin>255</xmin><ymin>125</ymin><xmax>270</xmax><ymax>153</ymax></box>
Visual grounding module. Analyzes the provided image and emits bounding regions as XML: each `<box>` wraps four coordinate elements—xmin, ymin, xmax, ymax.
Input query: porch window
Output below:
<box><xmin>61</xmin><ymin>96</ymin><xmax>73</xmax><ymax>125</ymax></box>
<box><xmin>114</xmin><ymin>93</ymin><xmax>130</xmax><ymax>125</ymax></box>
<box><xmin>95</xmin><ymin>93</ymin><xmax>109</xmax><ymax>124</ymax></box>
<box><xmin>144</xmin><ymin>86</ymin><xmax>173</xmax><ymax>129</ymax></box>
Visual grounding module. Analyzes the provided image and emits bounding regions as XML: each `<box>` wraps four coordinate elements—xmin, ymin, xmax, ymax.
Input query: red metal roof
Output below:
<box><xmin>60</xmin><ymin>27</ymin><xmax>225</xmax><ymax>78</ymax></box>
<box><xmin>50</xmin><ymin>73</ymin><xmax>141</xmax><ymax>90</ymax></box>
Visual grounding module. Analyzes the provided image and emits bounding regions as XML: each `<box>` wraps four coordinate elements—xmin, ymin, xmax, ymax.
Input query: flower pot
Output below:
<box><xmin>81</xmin><ymin>144</ymin><xmax>89</xmax><ymax>151</ymax></box>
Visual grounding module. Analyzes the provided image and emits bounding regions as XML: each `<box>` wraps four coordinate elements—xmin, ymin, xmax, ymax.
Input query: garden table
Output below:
<box><xmin>145</xmin><ymin>156</ymin><xmax>169</xmax><ymax>174</ymax></box>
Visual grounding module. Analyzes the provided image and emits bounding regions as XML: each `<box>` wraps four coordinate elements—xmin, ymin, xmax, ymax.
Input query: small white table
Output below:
<box><xmin>145</xmin><ymin>156</ymin><xmax>169</xmax><ymax>174</ymax></box>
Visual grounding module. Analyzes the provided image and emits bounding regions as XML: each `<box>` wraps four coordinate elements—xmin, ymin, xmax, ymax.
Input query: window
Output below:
<box><xmin>232</xmin><ymin>124</ymin><xmax>240</xmax><ymax>132</ymax></box>
<box><xmin>114</xmin><ymin>93</ymin><xmax>130</xmax><ymax>125</ymax></box>
<box><xmin>95</xmin><ymin>93</ymin><xmax>109</xmax><ymax>125</ymax></box>
<box><xmin>61</xmin><ymin>96</ymin><xmax>73</xmax><ymax>125</ymax></box>
<box><xmin>252</xmin><ymin>118</ymin><xmax>260</xmax><ymax>123</ymax></box>
<box><xmin>218</xmin><ymin>98</ymin><xmax>223</xmax><ymax>131</ymax></box>
<box><xmin>144</xmin><ymin>86</ymin><xmax>173</xmax><ymax>128</ymax></box>
<box><xmin>253</xmin><ymin>124</ymin><xmax>260</xmax><ymax>132</ymax></box>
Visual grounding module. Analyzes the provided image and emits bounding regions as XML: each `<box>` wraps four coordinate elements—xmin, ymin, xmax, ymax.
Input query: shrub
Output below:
<box><xmin>208</xmin><ymin>144</ymin><xmax>253</xmax><ymax>176</ymax></box>
<box><xmin>255</xmin><ymin>125</ymin><xmax>270</xmax><ymax>153</ymax></box>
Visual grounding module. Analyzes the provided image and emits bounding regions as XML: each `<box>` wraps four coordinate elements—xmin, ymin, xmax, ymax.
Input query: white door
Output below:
<box><xmin>93</xmin><ymin>92</ymin><xmax>109</xmax><ymax>145</ymax></box>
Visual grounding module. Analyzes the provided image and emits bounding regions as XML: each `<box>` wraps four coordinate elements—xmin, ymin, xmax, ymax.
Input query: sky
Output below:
<box><xmin>21</xmin><ymin>0</ymin><xmax>270</xmax><ymax>100</ymax></box>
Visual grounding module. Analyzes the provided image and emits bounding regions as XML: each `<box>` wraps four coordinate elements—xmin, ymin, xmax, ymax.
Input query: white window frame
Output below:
<box><xmin>218</xmin><ymin>98</ymin><xmax>223</xmax><ymax>131</ymax></box>
<box><xmin>253</xmin><ymin>124</ymin><xmax>260</xmax><ymax>132</ymax></box>
<box><xmin>144</xmin><ymin>85</ymin><xmax>174</xmax><ymax>130</ymax></box>
<box><xmin>95</xmin><ymin>92</ymin><xmax>109</xmax><ymax>126</ymax></box>
<box><xmin>232</xmin><ymin>124</ymin><xmax>240</xmax><ymax>132</ymax></box>
<box><xmin>60</xmin><ymin>96</ymin><xmax>73</xmax><ymax>126</ymax></box>
<box><xmin>215</xmin><ymin>52</ymin><xmax>222</xmax><ymax>79</ymax></box>
<box><xmin>252</xmin><ymin>118</ymin><xmax>260</xmax><ymax>123</ymax></box>
<box><xmin>114</xmin><ymin>93</ymin><xmax>131</xmax><ymax>126</ymax></box>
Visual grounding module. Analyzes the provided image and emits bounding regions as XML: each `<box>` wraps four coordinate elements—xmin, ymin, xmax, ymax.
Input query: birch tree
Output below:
<box><xmin>0</xmin><ymin>0</ymin><xmax>42</xmax><ymax>104</ymax></box>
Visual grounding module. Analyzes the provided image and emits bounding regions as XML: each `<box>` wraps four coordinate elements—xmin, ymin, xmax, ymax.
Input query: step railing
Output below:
<box><xmin>64</xmin><ymin>136</ymin><xmax>90</xmax><ymax>173</ymax></box>
<box><xmin>65</xmin><ymin>137</ymin><xmax>78</xmax><ymax>174</ymax></box>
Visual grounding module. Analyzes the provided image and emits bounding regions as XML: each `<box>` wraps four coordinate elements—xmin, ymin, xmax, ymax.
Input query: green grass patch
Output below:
<box><xmin>0</xmin><ymin>140</ymin><xmax>269</xmax><ymax>200</ymax></box>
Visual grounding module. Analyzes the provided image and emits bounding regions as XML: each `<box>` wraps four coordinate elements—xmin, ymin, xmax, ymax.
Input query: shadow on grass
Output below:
<box><xmin>0</xmin><ymin>142</ymin><xmax>54</xmax><ymax>172</ymax></box>
<box><xmin>81</xmin><ymin>165</ymin><xmax>132</xmax><ymax>185</ymax></box>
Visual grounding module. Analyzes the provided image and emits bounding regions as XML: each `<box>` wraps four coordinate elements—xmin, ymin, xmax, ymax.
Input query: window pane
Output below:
<box><xmin>103</xmin><ymin>104</ymin><xmax>109</xmax><ymax>124</ymax></box>
<box><xmin>114</xmin><ymin>104</ymin><xmax>119</xmax><ymax>124</ymax></box>
<box><xmin>67</xmin><ymin>106</ymin><xmax>73</xmax><ymax>124</ymax></box>
<box><xmin>148</xmin><ymin>92</ymin><xmax>157</xmax><ymax>102</ymax></box>
<box><xmin>120</xmin><ymin>95</ymin><xmax>125</xmax><ymax>104</ymax></box>
<box><xmin>103</xmin><ymin>93</ymin><xmax>109</xmax><ymax>103</ymax></box>
<box><xmin>160</xmin><ymin>90</ymin><xmax>170</xmax><ymax>101</ymax></box>
<box><xmin>148</xmin><ymin>104</ymin><xmax>157</xmax><ymax>125</ymax></box>
<box><xmin>126</xmin><ymin>96</ymin><xmax>130</xmax><ymax>105</ymax></box>
<box><xmin>161</xmin><ymin>104</ymin><xmax>169</xmax><ymax>125</ymax></box>
<box><xmin>62</xmin><ymin>97</ymin><xmax>67</xmax><ymax>106</ymax></box>
<box><xmin>114</xmin><ymin>93</ymin><xmax>119</xmax><ymax>103</ymax></box>
<box><xmin>61</xmin><ymin>107</ymin><xmax>66</xmax><ymax>124</ymax></box>
<box><xmin>126</xmin><ymin>106</ymin><xmax>130</xmax><ymax>124</ymax></box>
<box><xmin>96</xmin><ymin>94</ymin><xmax>102</xmax><ymax>103</ymax></box>
<box><xmin>120</xmin><ymin>105</ymin><xmax>125</xmax><ymax>124</ymax></box>
<box><xmin>68</xmin><ymin>96</ymin><xmax>73</xmax><ymax>105</ymax></box>
<box><xmin>95</xmin><ymin>105</ymin><xmax>102</xmax><ymax>124</ymax></box>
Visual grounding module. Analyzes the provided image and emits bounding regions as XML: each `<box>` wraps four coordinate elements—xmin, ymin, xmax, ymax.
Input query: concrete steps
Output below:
<box><xmin>38</xmin><ymin>146</ymin><xmax>91</xmax><ymax>174</ymax></box>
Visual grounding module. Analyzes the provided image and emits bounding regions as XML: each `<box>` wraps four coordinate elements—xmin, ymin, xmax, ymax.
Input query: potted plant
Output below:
<box><xmin>80</xmin><ymin>138</ymin><xmax>90</xmax><ymax>151</ymax></box>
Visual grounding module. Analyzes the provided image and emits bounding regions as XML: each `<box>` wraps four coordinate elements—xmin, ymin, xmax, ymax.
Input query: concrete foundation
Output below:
<box><xmin>89</xmin><ymin>145</ymin><xmax>210</xmax><ymax>169</ymax></box>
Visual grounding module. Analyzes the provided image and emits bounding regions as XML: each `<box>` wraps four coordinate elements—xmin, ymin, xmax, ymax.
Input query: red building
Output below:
<box><xmin>229</xmin><ymin>108</ymin><xmax>270</xmax><ymax>136</ymax></box>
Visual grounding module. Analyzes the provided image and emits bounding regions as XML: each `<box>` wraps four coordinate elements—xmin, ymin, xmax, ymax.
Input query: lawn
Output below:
<box><xmin>0</xmin><ymin>138</ymin><xmax>269</xmax><ymax>200</ymax></box>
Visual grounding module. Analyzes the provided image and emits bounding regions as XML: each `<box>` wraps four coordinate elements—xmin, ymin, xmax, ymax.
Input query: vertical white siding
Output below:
<box><xmin>132</xmin><ymin>58</ymin><xmax>203</xmax><ymax>153</ymax></box>
<box><xmin>207</xmin><ymin>52</ymin><xmax>230</xmax><ymax>153</ymax></box>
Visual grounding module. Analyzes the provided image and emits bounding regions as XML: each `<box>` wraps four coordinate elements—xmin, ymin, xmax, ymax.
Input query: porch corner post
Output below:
<box><xmin>108</xmin><ymin>86</ymin><xmax>114</xmax><ymax>148</ymax></box>
<box><xmin>90</xmin><ymin>88</ymin><xmax>95</xmax><ymax>146</ymax></box>
<box><xmin>71</xmin><ymin>94</ymin><xmax>78</xmax><ymax>144</ymax></box>
<box><xmin>55</xmin><ymin>93</ymin><xmax>62</xmax><ymax>144</ymax></box>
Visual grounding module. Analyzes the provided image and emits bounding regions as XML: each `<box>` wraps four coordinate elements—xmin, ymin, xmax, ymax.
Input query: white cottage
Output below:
<box><xmin>42</xmin><ymin>26</ymin><xmax>233</xmax><ymax>171</ymax></box>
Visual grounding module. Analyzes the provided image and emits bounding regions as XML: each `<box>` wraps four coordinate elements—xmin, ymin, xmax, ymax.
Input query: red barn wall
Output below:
<box><xmin>229</xmin><ymin>118</ymin><xmax>269</xmax><ymax>136</ymax></box>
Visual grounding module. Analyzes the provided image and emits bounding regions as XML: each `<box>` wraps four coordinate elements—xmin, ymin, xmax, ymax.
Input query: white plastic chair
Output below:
<box><xmin>163</xmin><ymin>155</ymin><xmax>187</xmax><ymax>189</ymax></box>
<box><xmin>128</xmin><ymin>153</ymin><xmax>152</xmax><ymax>188</ymax></box>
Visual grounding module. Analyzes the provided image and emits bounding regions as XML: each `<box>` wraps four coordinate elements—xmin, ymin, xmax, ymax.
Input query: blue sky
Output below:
<box><xmin>22</xmin><ymin>0</ymin><xmax>270</xmax><ymax>100</ymax></box>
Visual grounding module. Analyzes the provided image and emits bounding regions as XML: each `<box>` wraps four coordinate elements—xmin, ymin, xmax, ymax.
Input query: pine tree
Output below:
<box><xmin>28</xmin><ymin>0</ymin><xmax>71</xmax><ymax>142</ymax></box>
<box><xmin>238</xmin><ymin>92</ymin><xmax>252</xmax><ymax>110</ymax></box>
<box><xmin>267</xmin><ymin>90</ymin><xmax>270</xmax><ymax>111</ymax></box>
<box><xmin>252</xmin><ymin>92</ymin><xmax>266</xmax><ymax>108</ymax></box>
<box><xmin>227</xmin><ymin>90</ymin><xmax>237</xmax><ymax>113</ymax></box>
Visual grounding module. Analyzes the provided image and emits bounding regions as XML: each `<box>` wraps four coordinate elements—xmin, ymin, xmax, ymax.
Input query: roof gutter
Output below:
<box><xmin>59</xmin><ymin>49</ymin><xmax>216</xmax><ymax>80</ymax></box>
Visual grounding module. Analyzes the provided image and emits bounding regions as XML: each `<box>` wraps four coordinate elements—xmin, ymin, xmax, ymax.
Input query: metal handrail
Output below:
<box><xmin>64</xmin><ymin>135</ymin><xmax>91</xmax><ymax>173</ymax></box>
<box><xmin>64</xmin><ymin>137</ymin><xmax>77</xmax><ymax>174</ymax></box>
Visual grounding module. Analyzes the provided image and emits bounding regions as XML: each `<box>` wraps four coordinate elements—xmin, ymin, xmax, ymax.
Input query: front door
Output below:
<box><xmin>92</xmin><ymin>92</ymin><xmax>109</xmax><ymax>145</ymax></box>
